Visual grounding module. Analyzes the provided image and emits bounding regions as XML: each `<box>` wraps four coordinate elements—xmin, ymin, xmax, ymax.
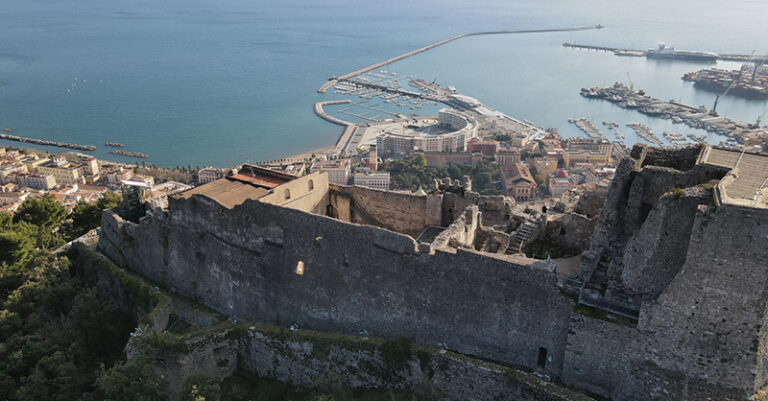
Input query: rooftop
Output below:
<box><xmin>699</xmin><ymin>146</ymin><xmax>768</xmax><ymax>209</ymax></box>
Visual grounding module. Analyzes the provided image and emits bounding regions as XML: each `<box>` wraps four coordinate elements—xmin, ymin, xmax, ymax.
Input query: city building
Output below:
<box><xmin>352</xmin><ymin>172</ymin><xmax>390</xmax><ymax>191</ymax></box>
<box><xmin>547</xmin><ymin>169</ymin><xmax>578</xmax><ymax>197</ymax></box>
<box><xmin>35</xmin><ymin>157</ymin><xmax>86</xmax><ymax>186</ymax></box>
<box><xmin>466</xmin><ymin>138</ymin><xmax>500</xmax><ymax>157</ymax></box>
<box><xmin>198</xmin><ymin>167</ymin><xmax>226</xmax><ymax>184</ymax></box>
<box><xmin>19</xmin><ymin>173</ymin><xmax>57</xmax><ymax>190</ymax></box>
<box><xmin>310</xmin><ymin>159</ymin><xmax>351</xmax><ymax>185</ymax></box>
<box><xmin>502</xmin><ymin>163</ymin><xmax>537</xmax><ymax>202</ymax></box>
<box><xmin>531</xmin><ymin>157</ymin><xmax>559</xmax><ymax>176</ymax></box>
<box><xmin>563</xmin><ymin>138</ymin><xmax>613</xmax><ymax>167</ymax></box>
<box><xmin>495</xmin><ymin>149</ymin><xmax>521</xmax><ymax>166</ymax></box>
<box><xmin>376</xmin><ymin>109</ymin><xmax>477</xmax><ymax>158</ymax></box>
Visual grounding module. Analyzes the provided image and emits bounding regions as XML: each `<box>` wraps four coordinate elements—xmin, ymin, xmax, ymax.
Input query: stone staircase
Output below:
<box><xmin>508</xmin><ymin>218</ymin><xmax>540</xmax><ymax>254</ymax></box>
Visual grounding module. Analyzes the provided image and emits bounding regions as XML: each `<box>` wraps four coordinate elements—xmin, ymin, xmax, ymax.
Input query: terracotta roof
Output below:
<box><xmin>175</xmin><ymin>178</ymin><xmax>269</xmax><ymax>209</ymax></box>
<box><xmin>228</xmin><ymin>173</ymin><xmax>289</xmax><ymax>189</ymax></box>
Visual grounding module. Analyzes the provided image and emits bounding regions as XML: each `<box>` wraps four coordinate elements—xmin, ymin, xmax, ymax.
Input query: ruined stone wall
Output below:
<box><xmin>99</xmin><ymin>195</ymin><xmax>574</xmax><ymax>376</ymax></box>
<box><xmin>329</xmin><ymin>184</ymin><xmax>441</xmax><ymax>237</ymax></box>
<box><xmin>587</xmin><ymin>145</ymin><xmax>725</xmax><ymax>287</ymax></box>
<box><xmin>542</xmin><ymin>213</ymin><xmax>596</xmax><ymax>256</ymax></box>
<box><xmin>620</xmin><ymin>186</ymin><xmax>712</xmax><ymax>298</ymax></box>
<box><xmin>637</xmin><ymin>204</ymin><xmax>768</xmax><ymax>396</ymax></box>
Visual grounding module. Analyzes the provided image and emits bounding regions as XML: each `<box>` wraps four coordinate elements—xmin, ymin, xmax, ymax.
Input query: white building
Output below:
<box><xmin>310</xmin><ymin>159</ymin><xmax>350</xmax><ymax>185</ymax></box>
<box><xmin>352</xmin><ymin>172</ymin><xmax>390</xmax><ymax>191</ymax></box>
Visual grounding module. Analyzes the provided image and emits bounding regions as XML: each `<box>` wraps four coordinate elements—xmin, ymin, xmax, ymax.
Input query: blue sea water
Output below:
<box><xmin>1</xmin><ymin>0</ymin><xmax>767</xmax><ymax>166</ymax></box>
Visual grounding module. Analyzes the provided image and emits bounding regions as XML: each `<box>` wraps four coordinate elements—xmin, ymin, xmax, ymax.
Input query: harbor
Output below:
<box><xmin>682</xmin><ymin>65</ymin><xmax>768</xmax><ymax>99</ymax></box>
<box><xmin>319</xmin><ymin>25</ymin><xmax>604</xmax><ymax>93</ymax></box>
<box><xmin>580</xmin><ymin>83</ymin><xmax>767</xmax><ymax>145</ymax></box>
<box><xmin>568</xmin><ymin>117</ymin><xmax>606</xmax><ymax>140</ymax></box>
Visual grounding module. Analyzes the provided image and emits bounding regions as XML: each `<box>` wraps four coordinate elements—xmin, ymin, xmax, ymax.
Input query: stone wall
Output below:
<box><xmin>586</xmin><ymin>144</ymin><xmax>725</xmax><ymax>287</ymax></box>
<box><xmin>329</xmin><ymin>184</ymin><xmax>441</xmax><ymax>237</ymax></box>
<box><xmin>541</xmin><ymin>213</ymin><xmax>596</xmax><ymax>256</ymax></box>
<box><xmin>100</xmin><ymin>194</ymin><xmax>574</xmax><ymax>377</ymax></box>
<box><xmin>620</xmin><ymin>186</ymin><xmax>712</xmax><ymax>298</ymax></box>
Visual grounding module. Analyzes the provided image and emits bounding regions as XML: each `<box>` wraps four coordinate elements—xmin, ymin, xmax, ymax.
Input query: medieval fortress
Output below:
<box><xmin>100</xmin><ymin>144</ymin><xmax>768</xmax><ymax>400</ymax></box>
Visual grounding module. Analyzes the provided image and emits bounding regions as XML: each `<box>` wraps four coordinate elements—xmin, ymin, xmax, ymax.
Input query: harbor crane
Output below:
<box><xmin>753</xmin><ymin>107</ymin><xmax>768</xmax><ymax>128</ymax></box>
<box><xmin>710</xmin><ymin>80</ymin><xmax>738</xmax><ymax>117</ymax></box>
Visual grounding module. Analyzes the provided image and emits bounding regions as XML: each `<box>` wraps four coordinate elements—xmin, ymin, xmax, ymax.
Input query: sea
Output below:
<box><xmin>1</xmin><ymin>0</ymin><xmax>767</xmax><ymax>167</ymax></box>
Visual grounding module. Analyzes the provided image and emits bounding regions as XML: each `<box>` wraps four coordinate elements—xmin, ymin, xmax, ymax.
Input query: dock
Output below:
<box><xmin>563</xmin><ymin>42</ymin><xmax>766</xmax><ymax>62</ymax></box>
<box><xmin>581</xmin><ymin>83</ymin><xmax>767</xmax><ymax>144</ymax></box>
<box><xmin>318</xmin><ymin>25</ymin><xmax>604</xmax><ymax>93</ymax></box>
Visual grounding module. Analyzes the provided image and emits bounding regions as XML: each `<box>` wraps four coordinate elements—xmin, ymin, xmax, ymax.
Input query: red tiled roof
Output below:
<box><xmin>227</xmin><ymin>173</ymin><xmax>289</xmax><ymax>189</ymax></box>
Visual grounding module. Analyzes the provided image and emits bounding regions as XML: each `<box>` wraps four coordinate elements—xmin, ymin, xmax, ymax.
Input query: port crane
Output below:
<box><xmin>710</xmin><ymin>80</ymin><xmax>738</xmax><ymax>117</ymax></box>
<box><xmin>753</xmin><ymin>107</ymin><xmax>768</xmax><ymax>128</ymax></box>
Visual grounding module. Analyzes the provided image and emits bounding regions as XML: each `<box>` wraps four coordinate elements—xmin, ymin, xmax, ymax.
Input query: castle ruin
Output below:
<box><xmin>100</xmin><ymin>146</ymin><xmax>768</xmax><ymax>400</ymax></box>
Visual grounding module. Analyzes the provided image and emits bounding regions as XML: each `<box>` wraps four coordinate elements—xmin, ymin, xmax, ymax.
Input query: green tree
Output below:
<box><xmin>96</xmin><ymin>359</ymin><xmax>168</xmax><ymax>401</ymax></box>
<box><xmin>63</xmin><ymin>192</ymin><xmax>121</xmax><ymax>240</ymax></box>
<box><xmin>0</xmin><ymin>230</ymin><xmax>35</xmax><ymax>267</ymax></box>
<box><xmin>13</xmin><ymin>195</ymin><xmax>66</xmax><ymax>232</ymax></box>
<box><xmin>179</xmin><ymin>375</ymin><xmax>223</xmax><ymax>401</ymax></box>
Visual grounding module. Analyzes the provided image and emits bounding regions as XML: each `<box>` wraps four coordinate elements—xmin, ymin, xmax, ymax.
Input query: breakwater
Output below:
<box><xmin>313</xmin><ymin>100</ymin><xmax>357</xmax><ymax>155</ymax></box>
<box><xmin>0</xmin><ymin>133</ymin><xmax>96</xmax><ymax>151</ymax></box>
<box><xmin>563</xmin><ymin>42</ymin><xmax>765</xmax><ymax>62</ymax></box>
<box><xmin>318</xmin><ymin>25</ymin><xmax>604</xmax><ymax>93</ymax></box>
<box><xmin>110</xmin><ymin>150</ymin><xmax>150</xmax><ymax>159</ymax></box>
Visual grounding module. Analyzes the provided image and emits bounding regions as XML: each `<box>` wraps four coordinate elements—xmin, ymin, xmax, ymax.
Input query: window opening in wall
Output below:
<box><xmin>284</xmin><ymin>188</ymin><xmax>291</xmax><ymax>200</ymax></box>
<box><xmin>295</xmin><ymin>261</ymin><xmax>305</xmax><ymax>275</ymax></box>
<box><xmin>538</xmin><ymin>347</ymin><xmax>548</xmax><ymax>369</ymax></box>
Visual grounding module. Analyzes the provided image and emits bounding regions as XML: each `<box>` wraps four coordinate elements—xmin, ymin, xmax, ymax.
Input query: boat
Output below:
<box><xmin>3</xmin><ymin>128</ymin><xmax>11</xmax><ymax>132</ymax></box>
<box><xmin>646</xmin><ymin>43</ymin><xmax>718</xmax><ymax>62</ymax></box>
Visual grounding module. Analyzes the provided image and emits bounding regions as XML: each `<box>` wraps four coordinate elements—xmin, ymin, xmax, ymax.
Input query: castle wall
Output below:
<box><xmin>99</xmin><ymin>194</ymin><xmax>574</xmax><ymax>376</ymax></box>
<box><xmin>620</xmin><ymin>186</ymin><xmax>712</xmax><ymax>298</ymax></box>
<box><xmin>329</xmin><ymin>184</ymin><xmax>441</xmax><ymax>237</ymax></box>
<box><xmin>636</xmin><ymin>204</ymin><xmax>768</xmax><ymax>397</ymax></box>
<box><xmin>259</xmin><ymin>171</ymin><xmax>329</xmax><ymax>215</ymax></box>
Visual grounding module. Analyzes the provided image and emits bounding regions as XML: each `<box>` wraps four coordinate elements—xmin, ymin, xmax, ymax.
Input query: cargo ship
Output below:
<box><xmin>646</xmin><ymin>43</ymin><xmax>718</xmax><ymax>62</ymax></box>
<box><xmin>681</xmin><ymin>65</ymin><xmax>768</xmax><ymax>99</ymax></box>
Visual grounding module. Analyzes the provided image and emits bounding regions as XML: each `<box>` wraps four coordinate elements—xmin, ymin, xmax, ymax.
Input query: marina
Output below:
<box><xmin>568</xmin><ymin>117</ymin><xmax>606</xmax><ymax>140</ymax></box>
<box><xmin>662</xmin><ymin>131</ymin><xmax>692</xmax><ymax>147</ymax></box>
<box><xmin>626</xmin><ymin>122</ymin><xmax>663</xmax><ymax>146</ymax></box>
<box><xmin>580</xmin><ymin>83</ymin><xmax>767</xmax><ymax>144</ymax></box>
<box><xmin>602</xmin><ymin>121</ymin><xmax>625</xmax><ymax>143</ymax></box>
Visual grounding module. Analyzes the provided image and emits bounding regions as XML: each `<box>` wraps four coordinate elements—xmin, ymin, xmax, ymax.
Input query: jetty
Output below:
<box><xmin>0</xmin><ymin>133</ymin><xmax>96</xmax><ymax>151</ymax></box>
<box><xmin>110</xmin><ymin>150</ymin><xmax>149</xmax><ymax>159</ymax></box>
<box><xmin>568</xmin><ymin>117</ymin><xmax>606</xmax><ymax>140</ymax></box>
<box><xmin>318</xmin><ymin>25</ymin><xmax>604</xmax><ymax>93</ymax></box>
<box><xmin>563</xmin><ymin>42</ymin><xmax>765</xmax><ymax>62</ymax></box>
<box><xmin>314</xmin><ymin>100</ymin><xmax>357</xmax><ymax>155</ymax></box>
